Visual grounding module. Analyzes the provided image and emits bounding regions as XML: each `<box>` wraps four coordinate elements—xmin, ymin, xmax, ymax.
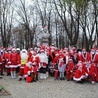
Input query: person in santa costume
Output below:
<box><xmin>9</xmin><ymin>48</ymin><xmax>19</xmax><ymax>79</ymax></box>
<box><xmin>28</xmin><ymin>48</ymin><xmax>34</xmax><ymax>61</ymax></box>
<box><xmin>58</xmin><ymin>57</ymin><xmax>66</xmax><ymax>80</ymax></box>
<box><xmin>89</xmin><ymin>48</ymin><xmax>96</xmax><ymax>63</ymax></box>
<box><xmin>95</xmin><ymin>50</ymin><xmax>98</xmax><ymax>82</ymax></box>
<box><xmin>66</xmin><ymin>59</ymin><xmax>75</xmax><ymax>81</ymax></box>
<box><xmin>73</xmin><ymin>64</ymin><xmax>88</xmax><ymax>84</ymax></box>
<box><xmin>29</xmin><ymin>51</ymin><xmax>40</xmax><ymax>82</ymax></box>
<box><xmin>18</xmin><ymin>49</ymin><xmax>28</xmax><ymax>81</ymax></box>
<box><xmin>0</xmin><ymin>49</ymin><xmax>6</xmax><ymax>76</ymax></box>
<box><xmin>24</xmin><ymin>62</ymin><xmax>34</xmax><ymax>83</ymax></box>
<box><xmin>86</xmin><ymin>62</ymin><xmax>97</xmax><ymax>84</ymax></box>
<box><xmin>64</xmin><ymin>52</ymin><xmax>70</xmax><ymax>65</ymax></box>
<box><xmin>52</xmin><ymin>53</ymin><xmax>59</xmax><ymax>80</ymax></box>
<box><xmin>16</xmin><ymin>48</ymin><xmax>21</xmax><ymax>73</ymax></box>
<box><xmin>80</xmin><ymin>48</ymin><xmax>90</xmax><ymax>63</ymax></box>
<box><xmin>77</xmin><ymin>50</ymin><xmax>82</xmax><ymax>61</ymax></box>
<box><xmin>39</xmin><ymin>49</ymin><xmax>48</xmax><ymax>79</ymax></box>
<box><xmin>0</xmin><ymin>52</ymin><xmax>3</xmax><ymax>77</ymax></box>
<box><xmin>5</xmin><ymin>49</ymin><xmax>12</xmax><ymax>76</ymax></box>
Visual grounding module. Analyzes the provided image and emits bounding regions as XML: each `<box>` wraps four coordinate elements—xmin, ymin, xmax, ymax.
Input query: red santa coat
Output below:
<box><xmin>94</xmin><ymin>54</ymin><xmax>98</xmax><ymax>81</ymax></box>
<box><xmin>0</xmin><ymin>55</ymin><xmax>3</xmax><ymax>72</ymax></box>
<box><xmin>10</xmin><ymin>53</ymin><xmax>19</xmax><ymax>68</ymax></box>
<box><xmin>66</xmin><ymin>62</ymin><xmax>75</xmax><ymax>80</ymax></box>
<box><xmin>66</xmin><ymin>62</ymin><xmax>75</xmax><ymax>72</ymax></box>
<box><xmin>29</xmin><ymin>55</ymin><xmax>40</xmax><ymax>71</ymax></box>
<box><xmin>24</xmin><ymin>66</ymin><xmax>34</xmax><ymax>83</ymax></box>
<box><xmin>77</xmin><ymin>54</ymin><xmax>82</xmax><ymax>61</ymax></box>
<box><xmin>53</xmin><ymin>56</ymin><xmax>59</xmax><ymax>64</ymax></box>
<box><xmin>28</xmin><ymin>51</ymin><xmax>33</xmax><ymax>61</ymax></box>
<box><xmin>5</xmin><ymin>53</ymin><xmax>12</xmax><ymax>68</ymax></box>
<box><xmin>80</xmin><ymin>52</ymin><xmax>90</xmax><ymax>63</ymax></box>
<box><xmin>73</xmin><ymin>66</ymin><xmax>86</xmax><ymax>81</ymax></box>
<box><xmin>89</xmin><ymin>54</ymin><xmax>98</xmax><ymax>65</ymax></box>
<box><xmin>24</xmin><ymin>66</ymin><xmax>34</xmax><ymax>77</ymax></box>
<box><xmin>88</xmin><ymin>63</ymin><xmax>96</xmax><ymax>76</ymax></box>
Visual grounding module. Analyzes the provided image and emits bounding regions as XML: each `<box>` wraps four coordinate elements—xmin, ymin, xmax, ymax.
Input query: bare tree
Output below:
<box><xmin>14</xmin><ymin>0</ymin><xmax>37</xmax><ymax>49</ymax></box>
<box><xmin>0</xmin><ymin>0</ymin><xmax>14</xmax><ymax>47</ymax></box>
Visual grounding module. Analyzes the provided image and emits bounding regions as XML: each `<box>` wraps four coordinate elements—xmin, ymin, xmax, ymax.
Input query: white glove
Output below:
<box><xmin>28</xmin><ymin>71</ymin><xmax>31</xmax><ymax>75</ymax></box>
<box><xmin>8</xmin><ymin>62</ymin><xmax>11</xmax><ymax>64</ymax></box>
<box><xmin>86</xmin><ymin>73</ymin><xmax>88</xmax><ymax>76</ymax></box>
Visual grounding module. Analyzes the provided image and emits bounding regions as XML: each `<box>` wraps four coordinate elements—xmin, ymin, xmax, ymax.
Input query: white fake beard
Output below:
<box><xmin>21</xmin><ymin>53</ymin><xmax>28</xmax><ymax>60</ymax></box>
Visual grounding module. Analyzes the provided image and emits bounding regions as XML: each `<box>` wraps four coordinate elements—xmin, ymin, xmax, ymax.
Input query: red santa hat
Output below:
<box><xmin>7</xmin><ymin>48</ymin><xmax>12</xmax><ymax>51</ymax></box>
<box><xmin>68</xmin><ymin>59</ymin><xmax>73</xmax><ymax>62</ymax></box>
<box><xmin>91</xmin><ymin>48</ymin><xmax>95</xmax><ymax>52</ymax></box>
<box><xmin>59</xmin><ymin>58</ymin><xmax>64</xmax><ymax>62</ymax></box>
<box><xmin>40</xmin><ymin>49</ymin><xmax>45</xmax><ymax>52</ymax></box>
<box><xmin>78</xmin><ymin>61</ymin><xmax>82</xmax><ymax>65</ymax></box>
<box><xmin>78</xmin><ymin>61</ymin><xmax>82</xmax><ymax>63</ymax></box>
<box><xmin>82</xmin><ymin>48</ymin><xmax>86</xmax><ymax>51</ymax></box>
<box><xmin>12</xmin><ymin>48</ymin><xmax>16</xmax><ymax>51</ymax></box>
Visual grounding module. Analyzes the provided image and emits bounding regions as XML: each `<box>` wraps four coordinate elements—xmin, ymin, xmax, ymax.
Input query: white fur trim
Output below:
<box><xmin>24</xmin><ymin>74</ymin><xmax>28</xmax><ymax>78</ymax></box>
<box><xmin>5</xmin><ymin>65</ymin><xmax>10</xmax><ymax>68</ymax></box>
<box><xmin>28</xmin><ymin>71</ymin><xmax>31</xmax><ymax>75</ymax></box>
<box><xmin>19</xmin><ymin>76</ymin><xmax>22</xmax><ymax>78</ymax></box>
<box><xmin>73</xmin><ymin>75</ymin><xmax>85</xmax><ymax>81</ymax></box>
<box><xmin>8</xmin><ymin>62</ymin><xmax>11</xmax><ymax>64</ymax></box>
<box><xmin>18</xmin><ymin>64</ymin><xmax>21</xmax><ymax>67</ymax></box>
<box><xmin>9</xmin><ymin>65</ymin><xmax>18</xmax><ymax>68</ymax></box>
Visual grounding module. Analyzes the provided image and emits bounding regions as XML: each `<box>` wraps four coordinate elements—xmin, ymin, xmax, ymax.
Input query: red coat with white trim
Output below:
<box><xmin>89</xmin><ymin>54</ymin><xmax>98</xmax><ymax>65</ymax></box>
<box><xmin>74</xmin><ymin>65</ymin><xmax>86</xmax><ymax>81</ymax></box>
<box><xmin>24</xmin><ymin>66</ymin><xmax>34</xmax><ymax>75</ymax></box>
<box><xmin>0</xmin><ymin>55</ymin><xmax>2</xmax><ymax>64</ymax></box>
<box><xmin>66</xmin><ymin>62</ymin><xmax>75</xmax><ymax>72</ymax></box>
<box><xmin>29</xmin><ymin>55</ymin><xmax>40</xmax><ymax>71</ymax></box>
<box><xmin>88</xmin><ymin>63</ymin><xmax>97</xmax><ymax>76</ymax></box>
<box><xmin>30</xmin><ymin>55</ymin><xmax>40</xmax><ymax>67</ymax></box>
<box><xmin>10</xmin><ymin>52</ymin><xmax>19</xmax><ymax>67</ymax></box>
<box><xmin>5</xmin><ymin>52</ymin><xmax>12</xmax><ymax>67</ymax></box>
<box><xmin>80</xmin><ymin>52</ymin><xmax>90</xmax><ymax>63</ymax></box>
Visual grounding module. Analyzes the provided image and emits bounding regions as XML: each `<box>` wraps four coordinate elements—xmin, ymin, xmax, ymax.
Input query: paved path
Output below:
<box><xmin>0</xmin><ymin>74</ymin><xmax>98</xmax><ymax>98</ymax></box>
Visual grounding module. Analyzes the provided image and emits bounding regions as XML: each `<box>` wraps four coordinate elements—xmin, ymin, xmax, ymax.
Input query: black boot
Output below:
<box><xmin>36</xmin><ymin>76</ymin><xmax>38</xmax><ymax>81</ymax></box>
<box><xmin>7</xmin><ymin>73</ymin><xmax>10</xmax><ymax>76</ymax></box>
<box><xmin>19</xmin><ymin>78</ymin><xmax>22</xmax><ymax>81</ymax></box>
<box><xmin>77</xmin><ymin>81</ymin><xmax>83</xmax><ymax>84</ymax></box>
<box><xmin>0</xmin><ymin>76</ymin><xmax>2</xmax><ymax>78</ymax></box>
<box><xmin>1</xmin><ymin>72</ymin><xmax>4</xmax><ymax>76</ymax></box>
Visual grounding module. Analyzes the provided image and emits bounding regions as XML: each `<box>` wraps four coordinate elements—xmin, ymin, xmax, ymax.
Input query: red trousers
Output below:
<box><xmin>96</xmin><ymin>67</ymin><xmax>98</xmax><ymax>82</ymax></box>
<box><xmin>54</xmin><ymin>70</ymin><xmax>59</xmax><ymax>78</ymax></box>
<box><xmin>0</xmin><ymin>64</ymin><xmax>3</xmax><ymax>73</ymax></box>
<box><xmin>19</xmin><ymin>68</ymin><xmax>24</xmax><ymax>77</ymax></box>
<box><xmin>66</xmin><ymin>71</ymin><xmax>73</xmax><ymax>80</ymax></box>
<box><xmin>6</xmin><ymin>68</ymin><xmax>10</xmax><ymax>74</ymax></box>
<box><xmin>89</xmin><ymin>73</ymin><xmax>96</xmax><ymax>82</ymax></box>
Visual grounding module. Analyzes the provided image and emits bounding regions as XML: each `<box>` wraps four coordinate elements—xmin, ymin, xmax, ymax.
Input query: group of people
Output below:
<box><xmin>0</xmin><ymin>45</ymin><xmax>98</xmax><ymax>84</ymax></box>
